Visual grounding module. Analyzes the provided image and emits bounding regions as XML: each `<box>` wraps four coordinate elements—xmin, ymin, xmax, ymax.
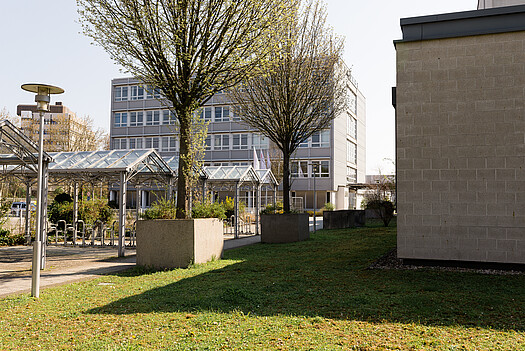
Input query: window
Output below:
<box><xmin>347</xmin><ymin>141</ymin><xmax>357</xmax><ymax>164</ymax></box>
<box><xmin>298</xmin><ymin>137</ymin><xmax>309</xmax><ymax>148</ymax></box>
<box><xmin>163</xmin><ymin>110</ymin><xmax>177</xmax><ymax>125</ymax></box>
<box><xmin>347</xmin><ymin>115</ymin><xmax>357</xmax><ymax>139</ymax></box>
<box><xmin>347</xmin><ymin>167</ymin><xmax>357</xmax><ymax>183</ymax></box>
<box><xmin>146</xmin><ymin>110</ymin><xmax>160</xmax><ymax>125</ymax></box>
<box><xmin>232</xmin><ymin>106</ymin><xmax>241</xmax><ymax>121</ymax></box>
<box><xmin>291</xmin><ymin>161</ymin><xmax>308</xmax><ymax>178</ymax></box>
<box><xmin>146</xmin><ymin>85</ymin><xmax>154</xmax><ymax>99</ymax></box>
<box><xmin>232</xmin><ymin>133</ymin><xmax>248</xmax><ymax>150</ymax></box>
<box><xmin>128</xmin><ymin>137</ymin><xmax>143</xmax><ymax>149</ymax></box>
<box><xmin>205</xmin><ymin>136</ymin><xmax>211</xmax><ymax>151</ymax></box>
<box><xmin>114</xmin><ymin>112</ymin><xmax>127</xmax><ymax>127</ymax></box>
<box><xmin>129</xmin><ymin>111</ymin><xmax>143</xmax><ymax>126</ymax></box>
<box><xmin>131</xmin><ymin>86</ymin><xmax>144</xmax><ymax>100</ymax></box>
<box><xmin>197</xmin><ymin>107</ymin><xmax>212</xmax><ymax>122</ymax></box>
<box><xmin>113</xmin><ymin>138</ymin><xmax>127</xmax><ymax>150</ymax></box>
<box><xmin>145</xmin><ymin>137</ymin><xmax>159</xmax><ymax>150</ymax></box>
<box><xmin>214</xmin><ymin>106</ymin><xmax>229</xmax><ymax>122</ymax></box>
<box><xmin>214</xmin><ymin>134</ymin><xmax>229</xmax><ymax>150</ymax></box>
<box><xmin>252</xmin><ymin>134</ymin><xmax>269</xmax><ymax>149</ymax></box>
<box><xmin>311</xmin><ymin>130</ymin><xmax>330</xmax><ymax>148</ymax></box>
<box><xmin>162</xmin><ymin>136</ymin><xmax>178</xmax><ymax>152</ymax></box>
<box><xmin>349</xmin><ymin>91</ymin><xmax>357</xmax><ymax>115</ymax></box>
<box><xmin>311</xmin><ymin>161</ymin><xmax>329</xmax><ymax>178</ymax></box>
<box><xmin>114</xmin><ymin>86</ymin><xmax>128</xmax><ymax>102</ymax></box>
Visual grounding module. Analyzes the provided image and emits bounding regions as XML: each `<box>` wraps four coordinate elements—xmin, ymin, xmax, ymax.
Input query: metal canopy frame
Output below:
<box><xmin>0</xmin><ymin>147</ymin><xmax>174</xmax><ymax>257</ymax></box>
<box><xmin>202</xmin><ymin>165</ymin><xmax>278</xmax><ymax>238</ymax></box>
<box><xmin>0</xmin><ymin>121</ymin><xmax>281</xmax><ymax>246</ymax></box>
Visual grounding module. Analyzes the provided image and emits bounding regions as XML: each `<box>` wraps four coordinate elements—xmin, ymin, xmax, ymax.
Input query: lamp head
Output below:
<box><xmin>21</xmin><ymin>83</ymin><xmax>64</xmax><ymax>112</ymax></box>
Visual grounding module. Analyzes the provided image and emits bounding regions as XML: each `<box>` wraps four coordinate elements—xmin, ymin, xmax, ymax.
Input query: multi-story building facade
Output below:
<box><xmin>17</xmin><ymin>102</ymin><xmax>84</xmax><ymax>152</ymax></box>
<box><xmin>109</xmin><ymin>71</ymin><xmax>365</xmax><ymax>210</ymax></box>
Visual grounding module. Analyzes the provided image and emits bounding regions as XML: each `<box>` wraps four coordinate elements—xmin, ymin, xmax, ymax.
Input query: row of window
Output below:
<box><xmin>113</xmin><ymin>136</ymin><xmax>178</xmax><ymax>152</ymax></box>
<box><xmin>291</xmin><ymin>160</ymin><xmax>330</xmax><ymax>178</ymax></box>
<box><xmin>114</xmin><ymin>85</ymin><xmax>228</xmax><ymax>102</ymax></box>
<box><xmin>112</xmin><ymin>134</ymin><xmax>269</xmax><ymax>152</ymax></box>
<box><xmin>114</xmin><ymin>85</ymin><xmax>162</xmax><ymax>102</ymax></box>
<box><xmin>114</xmin><ymin>110</ymin><xmax>177</xmax><ymax>127</ymax></box>
<box><xmin>205</xmin><ymin>133</ymin><xmax>268</xmax><ymax>150</ymax></box>
<box><xmin>298</xmin><ymin>130</ymin><xmax>331</xmax><ymax>148</ymax></box>
<box><xmin>114</xmin><ymin>106</ymin><xmax>243</xmax><ymax>127</ymax></box>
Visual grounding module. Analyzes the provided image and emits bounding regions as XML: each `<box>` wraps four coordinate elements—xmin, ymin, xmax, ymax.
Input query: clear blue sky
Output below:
<box><xmin>0</xmin><ymin>0</ymin><xmax>476</xmax><ymax>173</ymax></box>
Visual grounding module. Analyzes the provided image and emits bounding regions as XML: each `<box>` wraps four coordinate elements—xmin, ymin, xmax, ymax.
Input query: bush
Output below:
<box><xmin>48</xmin><ymin>196</ymin><xmax>114</xmax><ymax>225</ymax></box>
<box><xmin>0</xmin><ymin>228</ymin><xmax>25</xmax><ymax>246</ymax></box>
<box><xmin>260</xmin><ymin>201</ymin><xmax>283</xmax><ymax>215</ymax></box>
<box><xmin>141</xmin><ymin>198</ymin><xmax>178</xmax><ymax>220</ymax></box>
<box><xmin>222</xmin><ymin>197</ymin><xmax>245</xmax><ymax>218</ymax></box>
<box><xmin>365</xmin><ymin>199</ymin><xmax>394</xmax><ymax>227</ymax></box>
<box><xmin>323</xmin><ymin>202</ymin><xmax>335</xmax><ymax>211</ymax></box>
<box><xmin>192</xmin><ymin>201</ymin><xmax>226</xmax><ymax>220</ymax></box>
<box><xmin>306</xmin><ymin>210</ymin><xmax>323</xmax><ymax>217</ymax></box>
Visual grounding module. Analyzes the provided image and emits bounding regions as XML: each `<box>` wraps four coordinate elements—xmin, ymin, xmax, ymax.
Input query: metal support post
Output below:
<box><xmin>313</xmin><ymin>164</ymin><xmax>317</xmax><ymax>233</ymax></box>
<box><xmin>73</xmin><ymin>182</ymin><xmax>78</xmax><ymax>245</ymax></box>
<box><xmin>118</xmin><ymin>172</ymin><xmax>127</xmax><ymax>257</ymax></box>
<box><xmin>256</xmin><ymin>184</ymin><xmax>261</xmax><ymax>235</ymax></box>
<box><xmin>31</xmin><ymin>110</ymin><xmax>45</xmax><ymax>298</ymax></box>
<box><xmin>234</xmin><ymin>183</ymin><xmax>240</xmax><ymax>239</ymax></box>
<box><xmin>25</xmin><ymin>180</ymin><xmax>32</xmax><ymax>245</ymax></box>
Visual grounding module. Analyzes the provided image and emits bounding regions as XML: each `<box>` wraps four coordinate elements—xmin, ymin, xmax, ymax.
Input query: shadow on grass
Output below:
<box><xmin>89</xmin><ymin>225</ymin><xmax>524</xmax><ymax>331</ymax></box>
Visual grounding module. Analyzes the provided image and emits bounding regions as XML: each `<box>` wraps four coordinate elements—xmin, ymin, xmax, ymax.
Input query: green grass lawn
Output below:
<box><xmin>1</xmin><ymin>223</ymin><xmax>524</xmax><ymax>350</ymax></box>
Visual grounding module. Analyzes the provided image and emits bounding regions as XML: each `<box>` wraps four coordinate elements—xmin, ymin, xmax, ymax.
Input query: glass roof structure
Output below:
<box><xmin>1</xmin><ymin>148</ymin><xmax>173</xmax><ymax>185</ymax></box>
<box><xmin>0</xmin><ymin>119</ymin><xmax>52</xmax><ymax>174</ymax></box>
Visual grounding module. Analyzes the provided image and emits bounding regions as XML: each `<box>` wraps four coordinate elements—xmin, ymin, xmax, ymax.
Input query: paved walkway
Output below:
<box><xmin>0</xmin><ymin>236</ymin><xmax>261</xmax><ymax>298</ymax></box>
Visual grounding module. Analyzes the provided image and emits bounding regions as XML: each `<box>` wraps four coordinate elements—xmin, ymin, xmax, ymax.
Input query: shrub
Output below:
<box><xmin>260</xmin><ymin>201</ymin><xmax>283</xmax><ymax>215</ymax></box>
<box><xmin>323</xmin><ymin>202</ymin><xmax>335</xmax><ymax>211</ymax></box>
<box><xmin>0</xmin><ymin>228</ymin><xmax>25</xmax><ymax>246</ymax></box>
<box><xmin>48</xmin><ymin>196</ymin><xmax>114</xmax><ymax>225</ymax></box>
<box><xmin>365</xmin><ymin>199</ymin><xmax>394</xmax><ymax>227</ymax></box>
<box><xmin>192</xmin><ymin>201</ymin><xmax>226</xmax><ymax>220</ymax></box>
<box><xmin>141</xmin><ymin>198</ymin><xmax>178</xmax><ymax>220</ymax></box>
<box><xmin>306</xmin><ymin>210</ymin><xmax>323</xmax><ymax>217</ymax></box>
<box><xmin>222</xmin><ymin>197</ymin><xmax>245</xmax><ymax>218</ymax></box>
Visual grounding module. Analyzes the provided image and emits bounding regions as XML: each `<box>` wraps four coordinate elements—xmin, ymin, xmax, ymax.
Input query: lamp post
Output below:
<box><xmin>21</xmin><ymin>83</ymin><xmax>64</xmax><ymax>298</ymax></box>
<box><xmin>312</xmin><ymin>163</ymin><xmax>318</xmax><ymax>233</ymax></box>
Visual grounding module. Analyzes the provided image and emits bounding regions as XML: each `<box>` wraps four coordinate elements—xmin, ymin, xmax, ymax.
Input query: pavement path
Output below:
<box><xmin>0</xmin><ymin>236</ymin><xmax>261</xmax><ymax>298</ymax></box>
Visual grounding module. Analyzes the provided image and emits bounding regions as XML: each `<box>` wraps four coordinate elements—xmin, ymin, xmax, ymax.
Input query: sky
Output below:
<box><xmin>0</xmin><ymin>0</ymin><xmax>476</xmax><ymax>174</ymax></box>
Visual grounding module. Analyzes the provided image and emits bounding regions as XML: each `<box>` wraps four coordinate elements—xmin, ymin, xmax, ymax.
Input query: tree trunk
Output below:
<box><xmin>282</xmin><ymin>149</ymin><xmax>291</xmax><ymax>213</ymax></box>
<box><xmin>176</xmin><ymin>108</ymin><xmax>191</xmax><ymax>219</ymax></box>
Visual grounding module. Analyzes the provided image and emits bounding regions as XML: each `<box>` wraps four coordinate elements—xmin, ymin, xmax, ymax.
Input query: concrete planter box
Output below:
<box><xmin>136</xmin><ymin>218</ymin><xmax>223</xmax><ymax>269</ymax></box>
<box><xmin>260</xmin><ymin>213</ymin><xmax>309</xmax><ymax>243</ymax></box>
<box><xmin>323</xmin><ymin>210</ymin><xmax>365</xmax><ymax>230</ymax></box>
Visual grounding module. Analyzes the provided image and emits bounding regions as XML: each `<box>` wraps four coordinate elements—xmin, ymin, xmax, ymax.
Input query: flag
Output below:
<box><xmin>259</xmin><ymin>150</ymin><xmax>266</xmax><ymax>169</ymax></box>
<box><xmin>253</xmin><ymin>147</ymin><xmax>259</xmax><ymax>170</ymax></box>
<box><xmin>298</xmin><ymin>163</ymin><xmax>304</xmax><ymax>177</ymax></box>
<box><xmin>266</xmin><ymin>151</ymin><xmax>271</xmax><ymax>170</ymax></box>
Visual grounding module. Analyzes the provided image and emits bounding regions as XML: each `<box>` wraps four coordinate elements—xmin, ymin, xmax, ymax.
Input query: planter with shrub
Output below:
<box><xmin>136</xmin><ymin>199</ymin><xmax>224</xmax><ymax>269</ymax></box>
<box><xmin>260</xmin><ymin>202</ymin><xmax>309</xmax><ymax>243</ymax></box>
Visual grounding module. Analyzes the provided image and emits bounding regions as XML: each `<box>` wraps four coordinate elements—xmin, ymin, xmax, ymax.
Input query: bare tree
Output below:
<box><xmin>69</xmin><ymin>115</ymin><xmax>108</xmax><ymax>151</ymax></box>
<box><xmin>77</xmin><ymin>0</ymin><xmax>292</xmax><ymax>218</ymax></box>
<box><xmin>229</xmin><ymin>0</ymin><xmax>347</xmax><ymax>212</ymax></box>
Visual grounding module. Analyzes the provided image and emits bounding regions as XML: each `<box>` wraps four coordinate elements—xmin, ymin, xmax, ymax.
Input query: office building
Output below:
<box><xmin>109</xmin><ymin>69</ymin><xmax>365</xmax><ymax>210</ymax></box>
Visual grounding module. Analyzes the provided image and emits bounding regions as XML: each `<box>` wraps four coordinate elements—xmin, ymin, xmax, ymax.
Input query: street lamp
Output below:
<box><xmin>312</xmin><ymin>162</ymin><xmax>319</xmax><ymax>233</ymax></box>
<box><xmin>21</xmin><ymin>83</ymin><xmax>64</xmax><ymax>298</ymax></box>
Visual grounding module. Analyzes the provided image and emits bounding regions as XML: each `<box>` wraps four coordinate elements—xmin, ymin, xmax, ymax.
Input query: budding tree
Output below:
<box><xmin>78</xmin><ymin>0</ymin><xmax>292</xmax><ymax>218</ymax></box>
<box><xmin>229</xmin><ymin>0</ymin><xmax>347</xmax><ymax>212</ymax></box>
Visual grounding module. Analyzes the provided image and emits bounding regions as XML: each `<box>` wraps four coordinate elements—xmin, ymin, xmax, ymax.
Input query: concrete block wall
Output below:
<box><xmin>396</xmin><ymin>31</ymin><xmax>525</xmax><ymax>264</ymax></box>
